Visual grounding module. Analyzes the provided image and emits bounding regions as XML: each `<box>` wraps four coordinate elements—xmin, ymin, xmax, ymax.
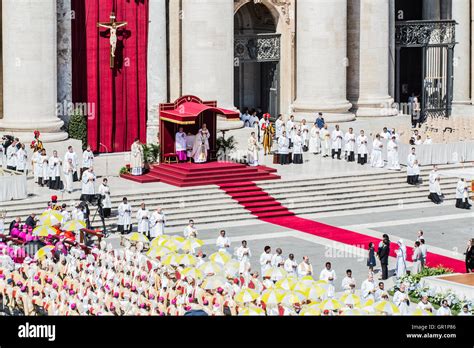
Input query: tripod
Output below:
<box><xmin>91</xmin><ymin>201</ymin><xmax>107</xmax><ymax>238</ymax></box>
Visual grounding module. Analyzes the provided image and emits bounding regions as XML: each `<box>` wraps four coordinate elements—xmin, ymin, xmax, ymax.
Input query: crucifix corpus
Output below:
<box><xmin>97</xmin><ymin>12</ymin><xmax>128</xmax><ymax>68</ymax></box>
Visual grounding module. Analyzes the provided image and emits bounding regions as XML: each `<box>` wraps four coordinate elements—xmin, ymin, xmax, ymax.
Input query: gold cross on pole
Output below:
<box><xmin>97</xmin><ymin>12</ymin><xmax>128</xmax><ymax>68</ymax></box>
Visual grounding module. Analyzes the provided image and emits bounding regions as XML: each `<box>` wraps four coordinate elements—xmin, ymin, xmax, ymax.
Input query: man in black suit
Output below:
<box><xmin>25</xmin><ymin>213</ymin><xmax>37</xmax><ymax>229</ymax></box>
<box><xmin>378</xmin><ymin>238</ymin><xmax>390</xmax><ymax>280</ymax></box>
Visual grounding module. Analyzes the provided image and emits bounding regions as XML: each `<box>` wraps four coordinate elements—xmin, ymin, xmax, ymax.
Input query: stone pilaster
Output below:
<box><xmin>452</xmin><ymin>0</ymin><xmax>471</xmax><ymax>105</ymax></box>
<box><xmin>57</xmin><ymin>0</ymin><xmax>73</xmax><ymax>126</ymax></box>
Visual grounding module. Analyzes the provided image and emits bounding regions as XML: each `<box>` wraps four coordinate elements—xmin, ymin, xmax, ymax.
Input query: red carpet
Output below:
<box><xmin>220</xmin><ymin>182</ymin><xmax>466</xmax><ymax>273</ymax></box>
<box><xmin>121</xmin><ymin>162</ymin><xmax>280</xmax><ymax>187</ymax></box>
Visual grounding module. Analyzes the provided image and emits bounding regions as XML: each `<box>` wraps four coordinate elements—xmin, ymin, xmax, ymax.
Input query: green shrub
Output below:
<box><xmin>119</xmin><ymin>167</ymin><xmax>130</xmax><ymax>175</ymax></box>
<box><xmin>68</xmin><ymin>109</ymin><xmax>87</xmax><ymax>150</ymax></box>
<box><xmin>142</xmin><ymin>143</ymin><xmax>160</xmax><ymax>164</ymax></box>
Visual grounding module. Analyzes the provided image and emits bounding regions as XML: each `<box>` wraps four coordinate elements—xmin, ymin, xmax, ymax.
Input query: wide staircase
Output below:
<box><xmin>0</xmin><ymin>165</ymin><xmax>467</xmax><ymax>231</ymax></box>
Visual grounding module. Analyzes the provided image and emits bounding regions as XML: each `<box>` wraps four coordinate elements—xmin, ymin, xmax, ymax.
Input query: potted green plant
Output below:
<box><xmin>216</xmin><ymin>135</ymin><xmax>237</xmax><ymax>162</ymax></box>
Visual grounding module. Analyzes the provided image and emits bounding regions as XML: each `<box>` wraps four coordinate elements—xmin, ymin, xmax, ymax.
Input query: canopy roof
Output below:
<box><xmin>159</xmin><ymin>95</ymin><xmax>239</xmax><ymax>125</ymax></box>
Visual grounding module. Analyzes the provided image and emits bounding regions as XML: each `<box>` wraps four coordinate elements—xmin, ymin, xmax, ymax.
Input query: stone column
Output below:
<box><xmin>181</xmin><ymin>0</ymin><xmax>234</xmax><ymax>110</ymax></box>
<box><xmin>147</xmin><ymin>0</ymin><xmax>168</xmax><ymax>144</ymax></box>
<box><xmin>57</xmin><ymin>0</ymin><xmax>73</xmax><ymax>127</ymax></box>
<box><xmin>0</xmin><ymin>0</ymin><xmax>67</xmax><ymax>142</ymax></box>
<box><xmin>347</xmin><ymin>0</ymin><xmax>398</xmax><ymax>117</ymax></box>
<box><xmin>452</xmin><ymin>0</ymin><xmax>471</xmax><ymax>105</ymax></box>
<box><xmin>293</xmin><ymin>0</ymin><xmax>354</xmax><ymax>122</ymax></box>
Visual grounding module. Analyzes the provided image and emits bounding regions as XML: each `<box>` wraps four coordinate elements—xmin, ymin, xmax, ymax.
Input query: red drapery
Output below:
<box><xmin>72</xmin><ymin>0</ymin><xmax>148</xmax><ymax>153</ymax></box>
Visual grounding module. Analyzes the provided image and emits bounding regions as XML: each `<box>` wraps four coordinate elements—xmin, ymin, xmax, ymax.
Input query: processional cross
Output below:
<box><xmin>97</xmin><ymin>12</ymin><xmax>128</xmax><ymax>68</ymax></box>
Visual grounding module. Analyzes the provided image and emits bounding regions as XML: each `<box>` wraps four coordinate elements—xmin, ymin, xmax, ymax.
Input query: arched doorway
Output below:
<box><xmin>234</xmin><ymin>2</ymin><xmax>280</xmax><ymax>118</ymax></box>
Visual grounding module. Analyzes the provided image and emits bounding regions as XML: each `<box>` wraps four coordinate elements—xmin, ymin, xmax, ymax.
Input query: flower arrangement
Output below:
<box><xmin>391</xmin><ymin>266</ymin><xmax>473</xmax><ymax>313</ymax></box>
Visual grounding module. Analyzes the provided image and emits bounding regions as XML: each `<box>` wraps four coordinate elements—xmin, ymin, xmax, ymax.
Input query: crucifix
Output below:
<box><xmin>97</xmin><ymin>12</ymin><xmax>128</xmax><ymax>68</ymax></box>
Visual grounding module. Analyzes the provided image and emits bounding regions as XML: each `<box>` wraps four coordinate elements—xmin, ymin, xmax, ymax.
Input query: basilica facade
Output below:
<box><xmin>0</xmin><ymin>0</ymin><xmax>472</xmax><ymax>153</ymax></box>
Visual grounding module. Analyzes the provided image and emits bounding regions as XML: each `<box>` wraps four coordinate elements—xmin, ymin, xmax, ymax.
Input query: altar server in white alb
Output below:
<box><xmin>407</xmin><ymin>147</ymin><xmax>420</xmax><ymax>185</ymax></box>
<box><xmin>277</xmin><ymin>131</ymin><xmax>290</xmax><ymax>165</ymax></box>
<box><xmin>63</xmin><ymin>158</ymin><xmax>75</xmax><ymax>194</ymax></box>
<box><xmin>80</xmin><ymin>166</ymin><xmax>96</xmax><ymax>202</ymax></box>
<box><xmin>387</xmin><ymin>135</ymin><xmax>401</xmax><ymax>170</ymax></box>
<box><xmin>286</xmin><ymin>115</ymin><xmax>295</xmax><ymax>147</ymax></box>
<box><xmin>81</xmin><ymin>145</ymin><xmax>94</xmax><ymax>177</ymax></box>
<box><xmin>215</xmin><ymin>230</ymin><xmax>231</xmax><ymax>253</ymax></box>
<box><xmin>357</xmin><ymin>130</ymin><xmax>369</xmax><ymax>165</ymax></box>
<box><xmin>38</xmin><ymin>149</ymin><xmax>49</xmax><ymax>187</ymax></box>
<box><xmin>6</xmin><ymin>139</ymin><xmax>18</xmax><ymax>170</ymax></box>
<box><xmin>292</xmin><ymin>130</ymin><xmax>304</xmax><ymax>164</ymax></box>
<box><xmin>320</xmin><ymin>124</ymin><xmax>331</xmax><ymax>158</ymax></box>
<box><xmin>259</xmin><ymin>246</ymin><xmax>273</xmax><ymax>276</ymax></box>
<box><xmin>236</xmin><ymin>240</ymin><xmax>251</xmax><ymax>275</ymax></box>
<box><xmin>309</xmin><ymin>124</ymin><xmax>320</xmax><ymax>154</ymax></box>
<box><xmin>275</xmin><ymin>114</ymin><xmax>284</xmax><ymax>141</ymax></box>
<box><xmin>117</xmin><ymin>197</ymin><xmax>132</xmax><ymax>234</ymax></box>
<box><xmin>370</xmin><ymin>134</ymin><xmax>384</xmax><ymax>168</ymax></box>
<box><xmin>331</xmin><ymin>125</ymin><xmax>343</xmax><ymax>160</ymax></box>
<box><xmin>247</xmin><ymin>132</ymin><xmax>259</xmax><ymax>166</ymax></box>
<box><xmin>64</xmin><ymin>146</ymin><xmax>79</xmax><ymax>182</ymax></box>
<box><xmin>175</xmin><ymin>127</ymin><xmax>187</xmax><ymax>162</ymax></box>
<box><xmin>344</xmin><ymin>128</ymin><xmax>356</xmax><ymax>162</ymax></box>
<box><xmin>428</xmin><ymin>166</ymin><xmax>442</xmax><ymax>204</ymax></box>
<box><xmin>15</xmin><ymin>144</ymin><xmax>28</xmax><ymax>173</ymax></box>
<box><xmin>455</xmin><ymin>178</ymin><xmax>472</xmax><ymax>209</ymax></box>
<box><xmin>319</xmin><ymin>262</ymin><xmax>336</xmax><ymax>298</ymax></box>
<box><xmin>32</xmin><ymin>150</ymin><xmax>42</xmax><ymax>183</ymax></box>
<box><xmin>98</xmin><ymin>178</ymin><xmax>112</xmax><ymax>218</ymax></box>
<box><xmin>136</xmin><ymin>203</ymin><xmax>150</xmax><ymax>237</ymax></box>
<box><xmin>149</xmin><ymin>207</ymin><xmax>166</xmax><ymax>238</ymax></box>
<box><xmin>48</xmin><ymin>150</ymin><xmax>63</xmax><ymax>190</ymax></box>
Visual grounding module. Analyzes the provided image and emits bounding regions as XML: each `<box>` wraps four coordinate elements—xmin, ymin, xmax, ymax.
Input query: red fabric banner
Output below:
<box><xmin>72</xmin><ymin>0</ymin><xmax>148</xmax><ymax>153</ymax></box>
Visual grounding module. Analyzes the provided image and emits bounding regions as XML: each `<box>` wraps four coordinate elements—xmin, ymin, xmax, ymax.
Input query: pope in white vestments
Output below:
<box><xmin>247</xmin><ymin>132</ymin><xmax>259</xmax><ymax>166</ymax></box>
<box><xmin>191</xmin><ymin>125</ymin><xmax>211</xmax><ymax>164</ymax></box>
<box><xmin>63</xmin><ymin>159</ymin><xmax>75</xmax><ymax>194</ymax></box>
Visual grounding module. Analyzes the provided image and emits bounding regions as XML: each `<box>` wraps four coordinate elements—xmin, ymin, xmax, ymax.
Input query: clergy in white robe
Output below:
<box><xmin>80</xmin><ymin>167</ymin><xmax>96</xmax><ymax>202</ymax></box>
<box><xmin>48</xmin><ymin>151</ymin><xmax>62</xmax><ymax>190</ymax></box>
<box><xmin>186</xmin><ymin>133</ymin><xmax>195</xmax><ymax>159</ymax></box>
<box><xmin>412</xmin><ymin>242</ymin><xmax>422</xmax><ymax>274</ymax></box>
<box><xmin>271</xmin><ymin>248</ymin><xmax>284</xmax><ymax>268</ymax></box>
<box><xmin>357</xmin><ymin>131</ymin><xmax>369</xmax><ymax>165</ymax></box>
<box><xmin>286</xmin><ymin>116</ymin><xmax>295</xmax><ymax>147</ymax></box>
<box><xmin>215</xmin><ymin>230</ymin><xmax>231</xmax><ymax>253</ymax></box>
<box><xmin>437</xmin><ymin>301</ymin><xmax>452</xmax><ymax>316</ymax></box>
<box><xmin>15</xmin><ymin>145</ymin><xmax>27</xmax><ymax>173</ymax></box>
<box><xmin>387</xmin><ymin>137</ymin><xmax>401</xmax><ymax>170</ymax></box>
<box><xmin>292</xmin><ymin>131</ymin><xmax>304</xmax><ymax>164</ymax></box>
<box><xmin>341</xmin><ymin>270</ymin><xmax>356</xmax><ymax>294</ymax></box>
<box><xmin>117</xmin><ymin>198</ymin><xmax>132</xmax><ymax>234</ymax></box>
<box><xmin>175</xmin><ymin>128</ymin><xmax>187</xmax><ymax>162</ymax></box>
<box><xmin>64</xmin><ymin>146</ymin><xmax>79</xmax><ymax>181</ymax></box>
<box><xmin>360</xmin><ymin>274</ymin><xmax>376</xmax><ymax>300</ymax></box>
<box><xmin>455</xmin><ymin>178</ymin><xmax>471</xmax><ymax>209</ymax></box>
<box><xmin>428</xmin><ymin>166</ymin><xmax>442</xmax><ymax>204</ymax></box>
<box><xmin>81</xmin><ymin>145</ymin><xmax>94</xmax><ymax>179</ymax></box>
<box><xmin>344</xmin><ymin>129</ymin><xmax>356</xmax><ymax>162</ymax></box>
<box><xmin>136</xmin><ymin>203</ymin><xmax>150</xmax><ymax>236</ymax></box>
<box><xmin>275</xmin><ymin>116</ymin><xmax>284</xmax><ymax>140</ymax></box>
<box><xmin>6</xmin><ymin>143</ymin><xmax>17</xmax><ymax>170</ymax></box>
<box><xmin>298</xmin><ymin>258</ymin><xmax>314</xmax><ymax>278</ymax></box>
<box><xmin>183</xmin><ymin>220</ymin><xmax>198</xmax><ymax>239</ymax></box>
<box><xmin>407</xmin><ymin>148</ymin><xmax>420</xmax><ymax>185</ymax></box>
<box><xmin>235</xmin><ymin>240</ymin><xmax>251</xmax><ymax>275</ymax></box>
<box><xmin>63</xmin><ymin>159</ymin><xmax>75</xmax><ymax>194</ymax></box>
<box><xmin>331</xmin><ymin>125</ymin><xmax>343</xmax><ymax>159</ymax></box>
<box><xmin>320</xmin><ymin>125</ymin><xmax>331</xmax><ymax>157</ymax></box>
<box><xmin>309</xmin><ymin>125</ymin><xmax>321</xmax><ymax>154</ymax></box>
<box><xmin>32</xmin><ymin>151</ymin><xmax>42</xmax><ymax>182</ymax></box>
<box><xmin>284</xmin><ymin>255</ymin><xmax>298</xmax><ymax>276</ymax></box>
<box><xmin>131</xmin><ymin>139</ymin><xmax>144</xmax><ymax>176</ymax></box>
<box><xmin>416</xmin><ymin>296</ymin><xmax>434</xmax><ymax>313</ymax></box>
<box><xmin>393</xmin><ymin>284</ymin><xmax>410</xmax><ymax>315</ymax></box>
<box><xmin>277</xmin><ymin>132</ymin><xmax>290</xmax><ymax>165</ymax></box>
<box><xmin>191</xmin><ymin>126</ymin><xmax>210</xmax><ymax>164</ymax></box>
<box><xmin>247</xmin><ymin>132</ymin><xmax>259</xmax><ymax>166</ymax></box>
<box><xmin>259</xmin><ymin>247</ymin><xmax>273</xmax><ymax>276</ymax></box>
<box><xmin>38</xmin><ymin>150</ymin><xmax>49</xmax><ymax>186</ymax></box>
<box><xmin>370</xmin><ymin>135</ymin><xmax>384</xmax><ymax>168</ymax></box>
<box><xmin>98</xmin><ymin>178</ymin><xmax>112</xmax><ymax>218</ymax></box>
<box><xmin>149</xmin><ymin>208</ymin><xmax>166</xmax><ymax>238</ymax></box>
<box><xmin>319</xmin><ymin>262</ymin><xmax>336</xmax><ymax>297</ymax></box>
<box><xmin>395</xmin><ymin>240</ymin><xmax>407</xmax><ymax>278</ymax></box>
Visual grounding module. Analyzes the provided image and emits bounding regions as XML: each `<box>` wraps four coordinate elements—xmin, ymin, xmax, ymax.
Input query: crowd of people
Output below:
<box><xmin>1</xmin><ymin>211</ymin><xmax>473</xmax><ymax>316</ymax></box>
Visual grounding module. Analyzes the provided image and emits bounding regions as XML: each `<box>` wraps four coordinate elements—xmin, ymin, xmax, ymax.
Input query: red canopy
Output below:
<box><xmin>159</xmin><ymin>95</ymin><xmax>239</xmax><ymax>125</ymax></box>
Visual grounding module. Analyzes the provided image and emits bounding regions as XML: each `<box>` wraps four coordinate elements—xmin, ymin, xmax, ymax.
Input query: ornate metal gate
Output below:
<box><xmin>395</xmin><ymin>20</ymin><xmax>456</xmax><ymax>122</ymax></box>
<box><xmin>234</xmin><ymin>34</ymin><xmax>281</xmax><ymax>115</ymax></box>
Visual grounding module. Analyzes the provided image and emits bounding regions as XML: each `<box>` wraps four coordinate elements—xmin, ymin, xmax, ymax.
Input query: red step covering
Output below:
<box><xmin>120</xmin><ymin>162</ymin><xmax>280</xmax><ymax>187</ymax></box>
<box><xmin>219</xmin><ymin>182</ymin><xmax>465</xmax><ymax>273</ymax></box>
